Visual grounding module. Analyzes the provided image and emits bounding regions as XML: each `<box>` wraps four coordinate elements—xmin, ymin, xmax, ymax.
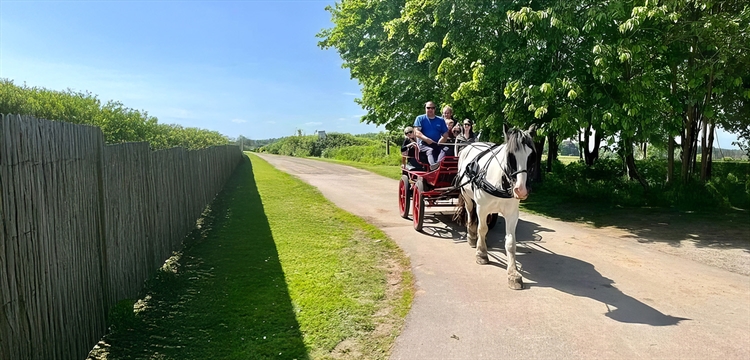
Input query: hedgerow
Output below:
<box><xmin>0</xmin><ymin>79</ymin><xmax>228</xmax><ymax>149</ymax></box>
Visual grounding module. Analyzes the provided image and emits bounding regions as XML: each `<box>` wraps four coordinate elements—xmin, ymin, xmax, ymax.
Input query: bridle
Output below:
<box><xmin>455</xmin><ymin>142</ymin><xmax>535</xmax><ymax>199</ymax></box>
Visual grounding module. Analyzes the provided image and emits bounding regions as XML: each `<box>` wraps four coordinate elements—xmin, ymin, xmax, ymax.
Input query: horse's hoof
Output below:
<box><xmin>476</xmin><ymin>254</ymin><xmax>489</xmax><ymax>265</ymax></box>
<box><xmin>508</xmin><ymin>275</ymin><xmax>523</xmax><ymax>290</ymax></box>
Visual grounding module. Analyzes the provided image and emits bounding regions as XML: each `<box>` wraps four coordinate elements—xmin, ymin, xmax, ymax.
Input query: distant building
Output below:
<box><xmin>318</xmin><ymin>130</ymin><xmax>327</xmax><ymax>140</ymax></box>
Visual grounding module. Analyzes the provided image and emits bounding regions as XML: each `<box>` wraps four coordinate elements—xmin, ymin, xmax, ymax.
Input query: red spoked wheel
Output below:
<box><xmin>412</xmin><ymin>178</ymin><xmax>426</xmax><ymax>232</ymax></box>
<box><xmin>487</xmin><ymin>213</ymin><xmax>499</xmax><ymax>230</ymax></box>
<box><xmin>399</xmin><ymin>175</ymin><xmax>411</xmax><ymax>219</ymax></box>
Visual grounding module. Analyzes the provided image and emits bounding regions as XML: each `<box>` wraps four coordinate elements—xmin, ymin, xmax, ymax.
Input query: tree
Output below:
<box><xmin>622</xmin><ymin>0</ymin><xmax>750</xmax><ymax>181</ymax></box>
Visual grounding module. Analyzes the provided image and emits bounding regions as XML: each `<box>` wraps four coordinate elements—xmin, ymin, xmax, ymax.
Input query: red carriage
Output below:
<box><xmin>398</xmin><ymin>154</ymin><xmax>498</xmax><ymax>232</ymax></box>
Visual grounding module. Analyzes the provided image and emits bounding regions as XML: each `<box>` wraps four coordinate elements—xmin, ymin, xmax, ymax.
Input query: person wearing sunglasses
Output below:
<box><xmin>401</xmin><ymin>126</ymin><xmax>423</xmax><ymax>170</ymax></box>
<box><xmin>438</xmin><ymin>106</ymin><xmax>461</xmax><ymax>156</ymax></box>
<box><xmin>413</xmin><ymin>101</ymin><xmax>450</xmax><ymax>171</ymax></box>
<box><xmin>456</xmin><ymin>119</ymin><xmax>476</xmax><ymax>143</ymax></box>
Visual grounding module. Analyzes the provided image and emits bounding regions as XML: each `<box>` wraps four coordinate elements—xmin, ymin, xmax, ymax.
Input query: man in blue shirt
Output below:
<box><xmin>414</xmin><ymin>101</ymin><xmax>450</xmax><ymax>171</ymax></box>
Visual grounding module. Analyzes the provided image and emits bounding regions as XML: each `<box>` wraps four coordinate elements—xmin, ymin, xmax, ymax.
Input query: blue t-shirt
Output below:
<box><xmin>414</xmin><ymin>114</ymin><xmax>447</xmax><ymax>143</ymax></box>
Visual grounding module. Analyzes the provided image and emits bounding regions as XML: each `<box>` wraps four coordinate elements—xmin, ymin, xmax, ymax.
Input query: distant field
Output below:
<box><xmin>541</xmin><ymin>155</ymin><xmax>580</xmax><ymax>165</ymax></box>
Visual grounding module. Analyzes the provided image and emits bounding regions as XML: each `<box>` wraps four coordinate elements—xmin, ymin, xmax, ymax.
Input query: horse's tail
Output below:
<box><xmin>453</xmin><ymin>193</ymin><xmax>466</xmax><ymax>225</ymax></box>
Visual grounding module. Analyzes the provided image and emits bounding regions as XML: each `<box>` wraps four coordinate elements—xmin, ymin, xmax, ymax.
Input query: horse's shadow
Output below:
<box><xmin>485</xmin><ymin>220</ymin><xmax>689</xmax><ymax>326</ymax></box>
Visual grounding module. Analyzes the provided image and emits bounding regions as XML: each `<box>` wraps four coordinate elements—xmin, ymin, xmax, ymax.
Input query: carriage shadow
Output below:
<box><xmin>487</xmin><ymin>220</ymin><xmax>689</xmax><ymax>326</ymax></box>
<box><xmin>419</xmin><ymin>212</ymin><xmax>469</xmax><ymax>243</ymax></box>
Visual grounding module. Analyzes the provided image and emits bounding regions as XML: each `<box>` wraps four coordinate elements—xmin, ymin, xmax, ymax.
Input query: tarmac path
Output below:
<box><xmin>254</xmin><ymin>153</ymin><xmax>750</xmax><ymax>360</ymax></box>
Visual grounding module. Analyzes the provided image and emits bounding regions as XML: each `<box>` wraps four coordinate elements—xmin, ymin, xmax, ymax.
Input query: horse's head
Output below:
<box><xmin>502</xmin><ymin>123</ymin><xmax>537</xmax><ymax>200</ymax></box>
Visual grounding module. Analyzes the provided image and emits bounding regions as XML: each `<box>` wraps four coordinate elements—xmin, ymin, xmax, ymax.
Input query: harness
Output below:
<box><xmin>456</xmin><ymin>144</ymin><xmax>530</xmax><ymax>199</ymax></box>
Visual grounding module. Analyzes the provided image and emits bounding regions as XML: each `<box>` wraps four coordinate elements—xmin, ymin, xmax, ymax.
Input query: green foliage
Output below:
<box><xmin>320</xmin><ymin>0</ymin><xmax>750</xmax><ymax>186</ymax></box>
<box><xmin>232</xmin><ymin>135</ymin><xmax>281</xmax><ymax>151</ymax></box>
<box><xmin>259</xmin><ymin>132</ymin><xmax>377</xmax><ymax>157</ymax></box>
<box><xmin>0</xmin><ymin>79</ymin><xmax>229</xmax><ymax>149</ymax></box>
<box><xmin>537</xmin><ymin>158</ymin><xmax>750</xmax><ymax>209</ymax></box>
<box><xmin>323</xmin><ymin>143</ymin><xmax>402</xmax><ymax>166</ymax></box>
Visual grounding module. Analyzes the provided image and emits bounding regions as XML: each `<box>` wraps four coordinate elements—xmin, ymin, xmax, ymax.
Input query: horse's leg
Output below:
<box><xmin>475</xmin><ymin>205</ymin><xmax>490</xmax><ymax>265</ymax></box>
<box><xmin>465</xmin><ymin>198</ymin><xmax>478</xmax><ymax>248</ymax></box>
<box><xmin>503</xmin><ymin>207</ymin><xmax>523</xmax><ymax>290</ymax></box>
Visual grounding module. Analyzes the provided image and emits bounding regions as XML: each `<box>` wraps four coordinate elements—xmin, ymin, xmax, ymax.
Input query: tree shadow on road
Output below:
<box><xmin>487</xmin><ymin>220</ymin><xmax>689</xmax><ymax>327</ymax></box>
<box><xmin>523</xmin><ymin>200</ymin><xmax>750</xmax><ymax>253</ymax></box>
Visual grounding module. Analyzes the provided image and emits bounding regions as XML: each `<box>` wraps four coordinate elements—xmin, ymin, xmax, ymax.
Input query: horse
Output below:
<box><xmin>455</xmin><ymin>124</ymin><xmax>537</xmax><ymax>289</ymax></box>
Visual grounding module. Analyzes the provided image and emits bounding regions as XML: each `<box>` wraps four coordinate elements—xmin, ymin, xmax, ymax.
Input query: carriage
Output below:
<box><xmin>398</xmin><ymin>154</ymin><xmax>498</xmax><ymax>232</ymax></box>
<box><xmin>398</xmin><ymin>125</ymin><xmax>537</xmax><ymax>289</ymax></box>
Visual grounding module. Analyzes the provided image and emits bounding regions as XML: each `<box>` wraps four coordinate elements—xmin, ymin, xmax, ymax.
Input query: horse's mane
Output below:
<box><xmin>503</xmin><ymin>128</ymin><xmax>534</xmax><ymax>155</ymax></box>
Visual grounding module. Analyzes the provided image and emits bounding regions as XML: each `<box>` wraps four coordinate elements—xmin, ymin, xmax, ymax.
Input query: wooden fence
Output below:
<box><xmin>0</xmin><ymin>114</ymin><xmax>243</xmax><ymax>359</ymax></box>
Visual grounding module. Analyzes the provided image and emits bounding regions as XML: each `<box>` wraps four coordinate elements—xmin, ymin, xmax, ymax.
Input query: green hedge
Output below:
<box><xmin>0</xmin><ymin>79</ymin><xmax>228</xmax><ymax>149</ymax></box>
<box><xmin>259</xmin><ymin>133</ymin><xmax>378</xmax><ymax>157</ymax></box>
<box><xmin>538</xmin><ymin>158</ymin><xmax>750</xmax><ymax>209</ymax></box>
<box><xmin>322</xmin><ymin>144</ymin><xmax>402</xmax><ymax>166</ymax></box>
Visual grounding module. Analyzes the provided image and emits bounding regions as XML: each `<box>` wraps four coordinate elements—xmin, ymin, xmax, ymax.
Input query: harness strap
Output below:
<box><xmin>459</xmin><ymin>144</ymin><xmax>515</xmax><ymax>199</ymax></box>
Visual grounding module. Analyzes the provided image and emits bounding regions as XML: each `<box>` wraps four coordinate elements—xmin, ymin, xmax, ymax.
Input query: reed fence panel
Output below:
<box><xmin>0</xmin><ymin>114</ymin><xmax>243</xmax><ymax>359</ymax></box>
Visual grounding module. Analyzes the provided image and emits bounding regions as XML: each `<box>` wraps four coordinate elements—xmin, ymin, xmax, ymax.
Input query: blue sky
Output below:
<box><xmin>0</xmin><ymin>0</ymin><xmax>741</xmax><ymax>148</ymax></box>
<box><xmin>0</xmin><ymin>0</ymin><xmax>382</xmax><ymax>140</ymax></box>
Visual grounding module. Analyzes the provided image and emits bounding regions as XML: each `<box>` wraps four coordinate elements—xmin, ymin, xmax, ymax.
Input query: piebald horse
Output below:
<box><xmin>456</xmin><ymin>124</ymin><xmax>537</xmax><ymax>289</ymax></box>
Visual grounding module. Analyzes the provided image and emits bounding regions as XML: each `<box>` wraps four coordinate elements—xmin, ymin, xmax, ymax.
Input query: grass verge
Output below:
<box><xmin>89</xmin><ymin>154</ymin><xmax>413</xmax><ymax>360</ymax></box>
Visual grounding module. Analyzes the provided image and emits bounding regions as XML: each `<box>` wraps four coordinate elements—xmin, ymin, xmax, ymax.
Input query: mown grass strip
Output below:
<box><xmin>90</xmin><ymin>154</ymin><xmax>413</xmax><ymax>360</ymax></box>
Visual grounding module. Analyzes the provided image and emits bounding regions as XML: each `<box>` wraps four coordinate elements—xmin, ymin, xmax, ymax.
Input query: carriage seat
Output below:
<box><xmin>402</xmin><ymin>153</ymin><xmax>427</xmax><ymax>171</ymax></box>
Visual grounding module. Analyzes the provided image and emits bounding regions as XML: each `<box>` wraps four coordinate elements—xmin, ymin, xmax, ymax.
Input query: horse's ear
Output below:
<box><xmin>503</xmin><ymin>123</ymin><xmax>510</xmax><ymax>139</ymax></box>
<box><xmin>528</xmin><ymin>123</ymin><xmax>538</xmax><ymax>135</ymax></box>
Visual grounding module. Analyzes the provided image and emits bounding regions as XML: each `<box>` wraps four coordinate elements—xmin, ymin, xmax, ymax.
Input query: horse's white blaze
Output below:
<box><xmin>456</xmin><ymin>128</ymin><xmax>536</xmax><ymax>290</ymax></box>
<box><xmin>514</xmin><ymin>173</ymin><xmax>529</xmax><ymax>200</ymax></box>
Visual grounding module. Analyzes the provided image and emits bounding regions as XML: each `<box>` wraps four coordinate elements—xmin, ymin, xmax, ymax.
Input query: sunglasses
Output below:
<box><xmin>425</xmin><ymin>107</ymin><xmax>436</xmax><ymax>109</ymax></box>
<box><xmin>405</xmin><ymin>131</ymin><xmax>414</xmax><ymax>134</ymax></box>
<box><xmin>463</xmin><ymin>123</ymin><xmax>471</xmax><ymax>126</ymax></box>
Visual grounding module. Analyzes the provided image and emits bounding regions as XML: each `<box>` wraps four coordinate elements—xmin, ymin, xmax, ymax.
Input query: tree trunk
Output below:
<box><xmin>578</xmin><ymin>129</ymin><xmax>585</xmax><ymax>160</ymax></box>
<box><xmin>622</xmin><ymin>139</ymin><xmax>649</xmax><ymax>190</ymax></box>
<box><xmin>667</xmin><ymin>137</ymin><xmax>675</xmax><ymax>184</ymax></box>
<box><xmin>642</xmin><ymin>142</ymin><xmax>647</xmax><ymax>159</ymax></box>
<box><xmin>546</xmin><ymin>132</ymin><xmax>558</xmax><ymax>172</ymax></box>
<box><xmin>701</xmin><ymin>121</ymin><xmax>715</xmax><ymax>181</ymax></box>
<box><xmin>681</xmin><ymin>105</ymin><xmax>699</xmax><ymax>181</ymax></box>
<box><xmin>699</xmin><ymin>68</ymin><xmax>716</xmax><ymax>181</ymax></box>
<box><xmin>691</xmin><ymin>116</ymin><xmax>701</xmax><ymax>178</ymax></box>
<box><xmin>700</xmin><ymin>118</ymin><xmax>708</xmax><ymax>181</ymax></box>
<box><xmin>707</xmin><ymin>122</ymin><xmax>714</xmax><ymax>179</ymax></box>
<box><xmin>583</xmin><ymin>124</ymin><xmax>602</xmax><ymax>166</ymax></box>
<box><xmin>531</xmin><ymin>129</ymin><xmax>545</xmax><ymax>183</ymax></box>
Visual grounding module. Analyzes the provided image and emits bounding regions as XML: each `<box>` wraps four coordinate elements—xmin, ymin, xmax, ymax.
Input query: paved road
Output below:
<box><xmin>254</xmin><ymin>153</ymin><xmax>750</xmax><ymax>359</ymax></box>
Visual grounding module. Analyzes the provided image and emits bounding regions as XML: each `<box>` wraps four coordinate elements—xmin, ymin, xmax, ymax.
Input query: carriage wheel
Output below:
<box><xmin>487</xmin><ymin>213</ymin><xmax>499</xmax><ymax>230</ymax></box>
<box><xmin>399</xmin><ymin>175</ymin><xmax>411</xmax><ymax>219</ymax></box>
<box><xmin>412</xmin><ymin>179</ymin><xmax>426</xmax><ymax>232</ymax></box>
